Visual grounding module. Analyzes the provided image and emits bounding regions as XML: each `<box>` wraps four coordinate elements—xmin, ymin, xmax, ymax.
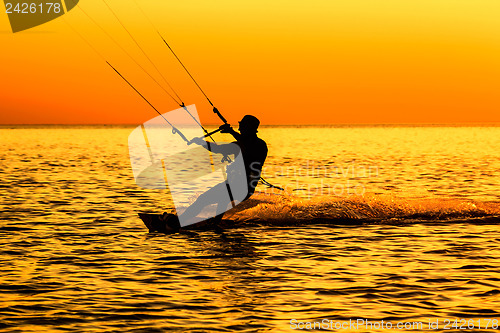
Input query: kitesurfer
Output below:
<box><xmin>163</xmin><ymin>115</ymin><xmax>267</xmax><ymax>231</ymax></box>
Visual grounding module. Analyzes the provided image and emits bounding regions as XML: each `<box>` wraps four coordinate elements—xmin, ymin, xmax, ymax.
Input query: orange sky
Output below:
<box><xmin>1</xmin><ymin>0</ymin><xmax>499</xmax><ymax>125</ymax></box>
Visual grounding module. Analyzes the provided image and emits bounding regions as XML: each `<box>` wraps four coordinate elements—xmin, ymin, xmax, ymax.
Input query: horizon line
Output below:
<box><xmin>1</xmin><ymin>122</ymin><xmax>500</xmax><ymax>127</ymax></box>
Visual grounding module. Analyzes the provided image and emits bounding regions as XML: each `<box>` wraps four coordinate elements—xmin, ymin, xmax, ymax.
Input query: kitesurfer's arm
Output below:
<box><xmin>190</xmin><ymin>137</ymin><xmax>239</xmax><ymax>155</ymax></box>
<box><xmin>219</xmin><ymin>124</ymin><xmax>241</xmax><ymax>141</ymax></box>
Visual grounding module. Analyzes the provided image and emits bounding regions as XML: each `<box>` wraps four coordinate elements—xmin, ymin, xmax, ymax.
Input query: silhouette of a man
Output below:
<box><xmin>171</xmin><ymin>115</ymin><xmax>267</xmax><ymax>229</ymax></box>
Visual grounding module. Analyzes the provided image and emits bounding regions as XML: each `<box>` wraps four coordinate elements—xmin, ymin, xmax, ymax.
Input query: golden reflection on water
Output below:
<box><xmin>263</xmin><ymin>126</ymin><xmax>500</xmax><ymax>201</ymax></box>
<box><xmin>0</xmin><ymin>126</ymin><xmax>499</xmax><ymax>332</ymax></box>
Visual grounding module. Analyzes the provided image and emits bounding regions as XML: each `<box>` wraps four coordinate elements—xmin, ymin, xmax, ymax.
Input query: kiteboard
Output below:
<box><xmin>138</xmin><ymin>213</ymin><xmax>226</xmax><ymax>233</ymax></box>
<box><xmin>138</xmin><ymin>213</ymin><xmax>181</xmax><ymax>233</ymax></box>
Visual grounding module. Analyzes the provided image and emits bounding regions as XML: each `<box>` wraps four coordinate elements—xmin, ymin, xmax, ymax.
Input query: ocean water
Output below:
<box><xmin>1</xmin><ymin>125</ymin><xmax>499</xmax><ymax>332</ymax></box>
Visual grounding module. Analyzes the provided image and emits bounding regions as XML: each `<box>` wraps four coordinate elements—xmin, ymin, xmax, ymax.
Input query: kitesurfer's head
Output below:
<box><xmin>239</xmin><ymin>115</ymin><xmax>260</xmax><ymax>135</ymax></box>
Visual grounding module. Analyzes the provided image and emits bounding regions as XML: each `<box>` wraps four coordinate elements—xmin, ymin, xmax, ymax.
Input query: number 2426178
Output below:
<box><xmin>5</xmin><ymin>3</ymin><xmax>62</xmax><ymax>14</ymax></box>
<box><xmin>443</xmin><ymin>318</ymin><xmax>499</xmax><ymax>330</ymax></box>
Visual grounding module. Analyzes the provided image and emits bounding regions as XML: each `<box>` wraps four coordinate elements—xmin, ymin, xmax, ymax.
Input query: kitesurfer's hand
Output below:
<box><xmin>219</xmin><ymin>124</ymin><xmax>232</xmax><ymax>133</ymax></box>
<box><xmin>190</xmin><ymin>137</ymin><xmax>206</xmax><ymax>146</ymax></box>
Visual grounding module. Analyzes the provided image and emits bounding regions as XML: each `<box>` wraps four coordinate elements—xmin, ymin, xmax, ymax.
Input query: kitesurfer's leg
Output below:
<box><xmin>210</xmin><ymin>181</ymin><xmax>256</xmax><ymax>231</ymax></box>
<box><xmin>178</xmin><ymin>181</ymin><xmax>232</xmax><ymax>223</ymax></box>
